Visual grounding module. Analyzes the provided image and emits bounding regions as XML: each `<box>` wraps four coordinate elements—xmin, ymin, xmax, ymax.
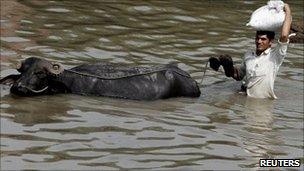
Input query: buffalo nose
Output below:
<box><xmin>10</xmin><ymin>84</ymin><xmax>28</xmax><ymax>96</ymax></box>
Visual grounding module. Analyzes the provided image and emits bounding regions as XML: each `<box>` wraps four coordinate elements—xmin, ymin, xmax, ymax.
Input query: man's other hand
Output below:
<box><xmin>209</xmin><ymin>57</ymin><xmax>221</xmax><ymax>71</ymax></box>
<box><xmin>219</xmin><ymin>54</ymin><xmax>234</xmax><ymax>77</ymax></box>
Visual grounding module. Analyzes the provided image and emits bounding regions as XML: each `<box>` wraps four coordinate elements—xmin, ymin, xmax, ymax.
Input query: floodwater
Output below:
<box><xmin>0</xmin><ymin>0</ymin><xmax>303</xmax><ymax>170</ymax></box>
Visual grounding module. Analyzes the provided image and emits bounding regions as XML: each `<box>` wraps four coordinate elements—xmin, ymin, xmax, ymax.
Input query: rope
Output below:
<box><xmin>64</xmin><ymin>67</ymin><xmax>190</xmax><ymax>80</ymax></box>
<box><xmin>199</xmin><ymin>61</ymin><xmax>209</xmax><ymax>86</ymax></box>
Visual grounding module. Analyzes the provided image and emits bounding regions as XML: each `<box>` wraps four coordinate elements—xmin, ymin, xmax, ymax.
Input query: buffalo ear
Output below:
<box><xmin>0</xmin><ymin>74</ymin><xmax>21</xmax><ymax>85</ymax></box>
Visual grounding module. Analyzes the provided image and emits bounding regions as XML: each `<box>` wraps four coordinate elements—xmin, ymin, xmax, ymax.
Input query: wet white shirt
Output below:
<box><xmin>240</xmin><ymin>40</ymin><xmax>289</xmax><ymax>99</ymax></box>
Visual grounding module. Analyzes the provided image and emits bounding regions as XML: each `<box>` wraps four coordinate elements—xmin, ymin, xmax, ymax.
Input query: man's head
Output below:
<box><xmin>255</xmin><ymin>31</ymin><xmax>275</xmax><ymax>55</ymax></box>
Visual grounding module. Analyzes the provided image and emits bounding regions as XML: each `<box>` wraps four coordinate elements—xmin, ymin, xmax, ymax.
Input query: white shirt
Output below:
<box><xmin>240</xmin><ymin>40</ymin><xmax>289</xmax><ymax>99</ymax></box>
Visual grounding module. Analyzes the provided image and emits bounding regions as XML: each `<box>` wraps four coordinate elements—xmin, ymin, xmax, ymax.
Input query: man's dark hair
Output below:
<box><xmin>256</xmin><ymin>30</ymin><xmax>275</xmax><ymax>40</ymax></box>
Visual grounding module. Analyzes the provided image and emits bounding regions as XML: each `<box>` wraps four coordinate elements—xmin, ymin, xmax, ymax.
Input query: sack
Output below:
<box><xmin>246</xmin><ymin>0</ymin><xmax>286</xmax><ymax>31</ymax></box>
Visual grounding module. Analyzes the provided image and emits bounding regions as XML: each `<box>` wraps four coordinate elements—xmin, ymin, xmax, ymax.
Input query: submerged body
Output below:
<box><xmin>0</xmin><ymin>57</ymin><xmax>201</xmax><ymax>100</ymax></box>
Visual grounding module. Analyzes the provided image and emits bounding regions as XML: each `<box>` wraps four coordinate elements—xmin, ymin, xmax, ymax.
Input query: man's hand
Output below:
<box><xmin>209</xmin><ymin>54</ymin><xmax>234</xmax><ymax>77</ymax></box>
<box><xmin>219</xmin><ymin>55</ymin><xmax>234</xmax><ymax>77</ymax></box>
<box><xmin>209</xmin><ymin>57</ymin><xmax>221</xmax><ymax>71</ymax></box>
<box><xmin>283</xmin><ymin>3</ymin><xmax>290</xmax><ymax>13</ymax></box>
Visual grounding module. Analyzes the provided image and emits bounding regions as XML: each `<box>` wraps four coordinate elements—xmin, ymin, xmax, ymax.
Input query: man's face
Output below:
<box><xmin>255</xmin><ymin>34</ymin><xmax>272</xmax><ymax>53</ymax></box>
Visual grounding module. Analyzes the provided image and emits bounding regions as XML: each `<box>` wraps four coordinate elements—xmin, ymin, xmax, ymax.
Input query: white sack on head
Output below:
<box><xmin>246</xmin><ymin>0</ymin><xmax>286</xmax><ymax>31</ymax></box>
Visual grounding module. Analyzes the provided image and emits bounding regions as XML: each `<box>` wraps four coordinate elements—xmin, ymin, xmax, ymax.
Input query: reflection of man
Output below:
<box><xmin>209</xmin><ymin>4</ymin><xmax>292</xmax><ymax>99</ymax></box>
<box><xmin>243</xmin><ymin>98</ymin><xmax>274</xmax><ymax>128</ymax></box>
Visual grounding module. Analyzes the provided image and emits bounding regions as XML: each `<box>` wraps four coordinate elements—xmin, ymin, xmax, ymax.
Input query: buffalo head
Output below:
<box><xmin>0</xmin><ymin>57</ymin><xmax>64</xmax><ymax>96</ymax></box>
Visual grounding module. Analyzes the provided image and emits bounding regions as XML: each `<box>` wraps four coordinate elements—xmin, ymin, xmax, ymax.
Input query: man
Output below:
<box><xmin>209</xmin><ymin>3</ymin><xmax>292</xmax><ymax>99</ymax></box>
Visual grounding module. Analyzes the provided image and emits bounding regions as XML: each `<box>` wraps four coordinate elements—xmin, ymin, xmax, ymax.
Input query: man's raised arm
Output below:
<box><xmin>280</xmin><ymin>3</ymin><xmax>292</xmax><ymax>43</ymax></box>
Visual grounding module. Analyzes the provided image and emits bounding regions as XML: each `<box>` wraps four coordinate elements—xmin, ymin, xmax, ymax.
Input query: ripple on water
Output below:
<box><xmin>45</xmin><ymin>8</ymin><xmax>71</xmax><ymax>13</ymax></box>
<box><xmin>133</xmin><ymin>6</ymin><xmax>153</xmax><ymax>12</ymax></box>
<box><xmin>15</xmin><ymin>30</ymin><xmax>35</xmax><ymax>35</ymax></box>
<box><xmin>1</xmin><ymin>37</ymin><xmax>30</xmax><ymax>43</ymax></box>
<box><xmin>0</xmin><ymin>0</ymin><xmax>303</xmax><ymax>170</ymax></box>
<box><xmin>48</xmin><ymin>35</ymin><xmax>63</xmax><ymax>40</ymax></box>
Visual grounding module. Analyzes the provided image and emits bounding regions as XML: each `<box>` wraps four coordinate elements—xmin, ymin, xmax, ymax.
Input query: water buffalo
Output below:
<box><xmin>0</xmin><ymin>57</ymin><xmax>201</xmax><ymax>100</ymax></box>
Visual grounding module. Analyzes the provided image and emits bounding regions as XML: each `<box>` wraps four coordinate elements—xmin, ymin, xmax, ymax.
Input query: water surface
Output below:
<box><xmin>1</xmin><ymin>0</ymin><xmax>303</xmax><ymax>170</ymax></box>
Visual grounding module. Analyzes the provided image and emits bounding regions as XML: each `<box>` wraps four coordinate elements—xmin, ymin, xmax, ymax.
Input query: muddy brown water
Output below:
<box><xmin>0</xmin><ymin>0</ymin><xmax>303</xmax><ymax>170</ymax></box>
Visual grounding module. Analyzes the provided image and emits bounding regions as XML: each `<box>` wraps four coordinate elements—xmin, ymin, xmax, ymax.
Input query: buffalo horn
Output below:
<box><xmin>16</xmin><ymin>62</ymin><xmax>23</xmax><ymax>72</ymax></box>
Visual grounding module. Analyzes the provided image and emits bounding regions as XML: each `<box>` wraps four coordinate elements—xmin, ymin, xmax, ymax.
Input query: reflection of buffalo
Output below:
<box><xmin>0</xmin><ymin>57</ymin><xmax>201</xmax><ymax>100</ymax></box>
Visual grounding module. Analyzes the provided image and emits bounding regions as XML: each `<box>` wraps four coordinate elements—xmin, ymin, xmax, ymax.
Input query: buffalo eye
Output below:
<box><xmin>35</xmin><ymin>71</ymin><xmax>46</xmax><ymax>78</ymax></box>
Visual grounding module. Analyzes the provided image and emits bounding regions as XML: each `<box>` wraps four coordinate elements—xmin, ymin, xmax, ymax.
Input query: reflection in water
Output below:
<box><xmin>239</xmin><ymin>98</ymin><xmax>282</xmax><ymax>168</ymax></box>
<box><xmin>1</xmin><ymin>95</ymin><xmax>72</xmax><ymax>126</ymax></box>
<box><xmin>205</xmin><ymin>89</ymin><xmax>293</xmax><ymax>169</ymax></box>
<box><xmin>1</xmin><ymin>0</ymin><xmax>303</xmax><ymax>170</ymax></box>
<box><xmin>243</xmin><ymin>97</ymin><xmax>274</xmax><ymax>131</ymax></box>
